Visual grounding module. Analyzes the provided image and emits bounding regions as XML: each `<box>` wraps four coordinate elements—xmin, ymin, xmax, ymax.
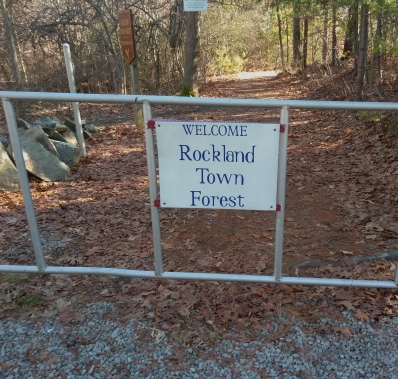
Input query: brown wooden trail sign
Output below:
<box><xmin>118</xmin><ymin>9</ymin><xmax>136</xmax><ymax>64</ymax></box>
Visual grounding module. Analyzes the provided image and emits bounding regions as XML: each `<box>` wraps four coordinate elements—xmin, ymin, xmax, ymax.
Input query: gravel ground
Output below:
<box><xmin>1</xmin><ymin>302</ymin><xmax>398</xmax><ymax>379</ymax></box>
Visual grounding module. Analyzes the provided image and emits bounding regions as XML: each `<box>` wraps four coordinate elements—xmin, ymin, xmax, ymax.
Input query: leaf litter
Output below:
<box><xmin>0</xmin><ymin>68</ymin><xmax>397</xmax><ymax>345</ymax></box>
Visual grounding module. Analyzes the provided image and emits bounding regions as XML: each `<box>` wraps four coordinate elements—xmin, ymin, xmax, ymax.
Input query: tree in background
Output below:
<box><xmin>1</xmin><ymin>0</ymin><xmax>398</xmax><ymax>101</ymax></box>
<box><xmin>292</xmin><ymin>0</ymin><xmax>302</xmax><ymax>67</ymax></box>
<box><xmin>355</xmin><ymin>1</ymin><xmax>369</xmax><ymax>100</ymax></box>
<box><xmin>0</xmin><ymin>0</ymin><xmax>23</xmax><ymax>88</ymax></box>
<box><xmin>182</xmin><ymin>11</ymin><xmax>199</xmax><ymax>96</ymax></box>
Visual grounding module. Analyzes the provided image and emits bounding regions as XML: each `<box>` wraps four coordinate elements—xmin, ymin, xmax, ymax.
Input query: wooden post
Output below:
<box><xmin>130</xmin><ymin>59</ymin><xmax>144</xmax><ymax>129</ymax></box>
<box><xmin>118</xmin><ymin>9</ymin><xmax>143</xmax><ymax>128</ymax></box>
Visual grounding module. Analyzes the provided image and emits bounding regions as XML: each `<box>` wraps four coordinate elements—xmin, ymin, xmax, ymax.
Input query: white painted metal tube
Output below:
<box><xmin>0</xmin><ymin>264</ymin><xmax>396</xmax><ymax>289</ymax></box>
<box><xmin>62</xmin><ymin>44</ymin><xmax>87</xmax><ymax>157</ymax></box>
<box><xmin>143</xmin><ymin>101</ymin><xmax>163</xmax><ymax>276</ymax></box>
<box><xmin>2</xmin><ymin>91</ymin><xmax>398</xmax><ymax>111</ymax></box>
<box><xmin>274</xmin><ymin>107</ymin><xmax>289</xmax><ymax>280</ymax></box>
<box><xmin>2</xmin><ymin>99</ymin><xmax>46</xmax><ymax>271</ymax></box>
<box><xmin>395</xmin><ymin>264</ymin><xmax>398</xmax><ymax>284</ymax></box>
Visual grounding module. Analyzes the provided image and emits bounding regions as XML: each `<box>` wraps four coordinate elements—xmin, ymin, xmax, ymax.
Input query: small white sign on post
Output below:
<box><xmin>156</xmin><ymin>121</ymin><xmax>280</xmax><ymax>211</ymax></box>
<box><xmin>183</xmin><ymin>0</ymin><xmax>208</xmax><ymax>12</ymax></box>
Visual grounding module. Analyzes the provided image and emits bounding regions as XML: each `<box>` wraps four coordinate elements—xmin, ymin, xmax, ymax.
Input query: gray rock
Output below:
<box><xmin>32</xmin><ymin>117</ymin><xmax>71</xmax><ymax>141</ymax></box>
<box><xmin>0</xmin><ymin>134</ymin><xmax>9</xmax><ymax>148</ymax></box>
<box><xmin>59</xmin><ymin>126</ymin><xmax>79</xmax><ymax>147</ymax></box>
<box><xmin>53</xmin><ymin>123</ymin><xmax>68</xmax><ymax>132</ymax></box>
<box><xmin>17</xmin><ymin>118</ymin><xmax>32</xmax><ymax>129</ymax></box>
<box><xmin>25</xmin><ymin>125</ymin><xmax>59</xmax><ymax>157</ymax></box>
<box><xmin>52</xmin><ymin>140</ymin><xmax>81</xmax><ymax>168</ymax></box>
<box><xmin>43</xmin><ymin>128</ymin><xmax>68</xmax><ymax>143</ymax></box>
<box><xmin>64</xmin><ymin>117</ymin><xmax>92</xmax><ymax>139</ymax></box>
<box><xmin>32</xmin><ymin>116</ymin><xmax>61</xmax><ymax>127</ymax></box>
<box><xmin>84</xmin><ymin>124</ymin><xmax>98</xmax><ymax>133</ymax></box>
<box><xmin>0</xmin><ymin>141</ymin><xmax>20</xmax><ymax>192</ymax></box>
<box><xmin>7</xmin><ymin>128</ymin><xmax>70</xmax><ymax>181</ymax></box>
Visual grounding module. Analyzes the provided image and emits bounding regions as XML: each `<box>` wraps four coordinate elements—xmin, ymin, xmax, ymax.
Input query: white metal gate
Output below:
<box><xmin>1</xmin><ymin>91</ymin><xmax>398</xmax><ymax>289</ymax></box>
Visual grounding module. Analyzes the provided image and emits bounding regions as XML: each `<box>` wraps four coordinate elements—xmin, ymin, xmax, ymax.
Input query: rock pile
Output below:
<box><xmin>0</xmin><ymin>116</ymin><xmax>97</xmax><ymax>192</ymax></box>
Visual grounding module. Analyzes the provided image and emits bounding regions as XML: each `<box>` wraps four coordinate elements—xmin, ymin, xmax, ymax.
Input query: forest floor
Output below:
<box><xmin>0</xmin><ymin>67</ymin><xmax>398</xmax><ymax>345</ymax></box>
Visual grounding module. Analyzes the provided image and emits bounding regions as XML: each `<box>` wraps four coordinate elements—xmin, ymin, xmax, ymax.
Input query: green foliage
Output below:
<box><xmin>201</xmin><ymin>2</ymin><xmax>271</xmax><ymax>75</ymax></box>
<box><xmin>358</xmin><ymin>111</ymin><xmax>380</xmax><ymax>123</ymax></box>
<box><xmin>212</xmin><ymin>48</ymin><xmax>247</xmax><ymax>74</ymax></box>
<box><xmin>19</xmin><ymin>294</ymin><xmax>43</xmax><ymax>307</ymax></box>
<box><xmin>181</xmin><ymin>87</ymin><xmax>196</xmax><ymax>97</ymax></box>
<box><xmin>358</xmin><ymin>111</ymin><xmax>398</xmax><ymax>133</ymax></box>
<box><xmin>1</xmin><ymin>273</ymin><xmax>34</xmax><ymax>284</ymax></box>
<box><xmin>385</xmin><ymin>114</ymin><xmax>398</xmax><ymax>132</ymax></box>
<box><xmin>3</xmin><ymin>0</ymin><xmax>398</xmax><ymax>95</ymax></box>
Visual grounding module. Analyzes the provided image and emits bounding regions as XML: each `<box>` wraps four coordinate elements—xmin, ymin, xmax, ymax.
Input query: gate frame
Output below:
<box><xmin>1</xmin><ymin>91</ymin><xmax>398</xmax><ymax>289</ymax></box>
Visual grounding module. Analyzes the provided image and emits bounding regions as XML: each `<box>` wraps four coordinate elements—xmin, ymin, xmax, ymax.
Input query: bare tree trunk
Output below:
<box><xmin>84</xmin><ymin>0</ymin><xmax>124</xmax><ymax>92</ymax></box>
<box><xmin>275</xmin><ymin>0</ymin><xmax>284</xmax><ymax>68</ymax></box>
<box><xmin>322</xmin><ymin>0</ymin><xmax>328</xmax><ymax>64</ymax></box>
<box><xmin>182</xmin><ymin>11</ymin><xmax>199</xmax><ymax>96</ymax></box>
<box><xmin>284</xmin><ymin>7</ymin><xmax>289</xmax><ymax>65</ymax></box>
<box><xmin>303</xmin><ymin>18</ymin><xmax>308</xmax><ymax>69</ymax></box>
<box><xmin>356</xmin><ymin>3</ymin><xmax>369</xmax><ymax>101</ymax></box>
<box><xmin>0</xmin><ymin>0</ymin><xmax>22</xmax><ymax>87</ymax></box>
<box><xmin>343</xmin><ymin>1</ymin><xmax>358</xmax><ymax>60</ymax></box>
<box><xmin>292</xmin><ymin>2</ymin><xmax>301</xmax><ymax>67</ymax></box>
<box><xmin>331</xmin><ymin>3</ymin><xmax>337</xmax><ymax>66</ymax></box>
<box><xmin>371</xmin><ymin>10</ymin><xmax>383</xmax><ymax>85</ymax></box>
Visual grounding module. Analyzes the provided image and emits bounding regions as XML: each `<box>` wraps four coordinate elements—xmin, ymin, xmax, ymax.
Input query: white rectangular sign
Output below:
<box><xmin>156</xmin><ymin>121</ymin><xmax>280</xmax><ymax>211</ymax></box>
<box><xmin>183</xmin><ymin>0</ymin><xmax>208</xmax><ymax>12</ymax></box>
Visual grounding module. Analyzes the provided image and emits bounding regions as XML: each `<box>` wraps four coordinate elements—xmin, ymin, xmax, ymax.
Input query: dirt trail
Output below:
<box><xmin>0</xmin><ymin>72</ymin><xmax>397</xmax><ymax>337</ymax></box>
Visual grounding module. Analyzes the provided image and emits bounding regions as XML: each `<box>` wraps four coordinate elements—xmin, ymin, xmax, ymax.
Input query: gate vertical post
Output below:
<box><xmin>142</xmin><ymin>101</ymin><xmax>163</xmax><ymax>276</ymax></box>
<box><xmin>62</xmin><ymin>43</ymin><xmax>87</xmax><ymax>157</ymax></box>
<box><xmin>395</xmin><ymin>264</ymin><xmax>398</xmax><ymax>285</ymax></box>
<box><xmin>2</xmin><ymin>98</ymin><xmax>46</xmax><ymax>271</ymax></box>
<box><xmin>274</xmin><ymin>106</ymin><xmax>290</xmax><ymax>280</ymax></box>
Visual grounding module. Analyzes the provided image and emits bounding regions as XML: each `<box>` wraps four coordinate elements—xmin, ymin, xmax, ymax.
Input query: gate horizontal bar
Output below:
<box><xmin>0</xmin><ymin>264</ymin><xmax>396</xmax><ymax>289</ymax></box>
<box><xmin>2</xmin><ymin>91</ymin><xmax>398</xmax><ymax>111</ymax></box>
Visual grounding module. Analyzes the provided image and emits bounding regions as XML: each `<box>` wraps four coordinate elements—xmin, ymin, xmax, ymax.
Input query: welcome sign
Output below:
<box><xmin>155</xmin><ymin>121</ymin><xmax>280</xmax><ymax>211</ymax></box>
<box><xmin>183</xmin><ymin>0</ymin><xmax>208</xmax><ymax>11</ymax></box>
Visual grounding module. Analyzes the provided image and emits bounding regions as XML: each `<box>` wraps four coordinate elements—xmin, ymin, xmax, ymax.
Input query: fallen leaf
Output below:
<box><xmin>365</xmin><ymin>222</ymin><xmax>384</xmax><ymax>231</ymax></box>
<box><xmin>355</xmin><ymin>309</ymin><xmax>370</xmax><ymax>322</ymax></box>
<box><xmin>332</xmin><ymin>326</ymin><xmax>352</xmax><ymax>338</ymax></box>
<box><xmin>55</xmin><ymin>298</ymin><xmax>71</xmax><ymax>309</ymax></box>
<box><xmin>337</xmin><ymin>300</ymin><xmax>356</xmax><ymax>311</ymax></box>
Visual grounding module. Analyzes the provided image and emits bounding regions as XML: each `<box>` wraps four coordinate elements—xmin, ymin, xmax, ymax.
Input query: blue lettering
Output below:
<box><xmin>191</xmin><ymin>191</ymin><xmax>202</xmax><ymax>206</ymax></box>
<box><xmin>180</xmin><ymin>145</ymin><xmax>255</xmax><ymax>163</ymax></box>
<box><xmin>182</xmin><ymin>124</ymin><xmax>248</xmax><ymax>137</ymax></box>
<box><xmin>219</xmin><ymin>125</ymin><xmax>227</xmax><ymax>136</ymax></box>
<box><xmin>182</xmin><ymin>124</ymin><xmax>194</xmax><ymax>135</ymax></box>
<box><xmin>227</xmin><ymin>125</ymin><xmax>239</xmax><ymax>136</ymax></box>
<box><xmin>189</xmin><ymin>191</ymin><xmax>245</xmax><ymax>208</ymax></box>
<box><xmin>220</xmin><ymin>196</ymin><xmax>228</xmax><ymax>207</ymax></box>
<box><xmin>192</xmin><ymin>150</ymin><xmax>202</xmax><ymax>161</ymax></box>
<box><xmin>179</xmin><ymin>145</ymin><xmax>191</xmax><ymax>161</ymax></box>
<box><xmin>218</xmin><ymin>172</ymin><xmax>244</xmax><ymax>185</ymax></box>
<box><xmin>196</xmin><ymin>168</ymin><xmax>244</xmax><ymax>185</ymax></box>
<box><xmin>211</xmin><ymin>145</ymin><xmax>221</xmax><ymax>162</ymax></box>
<box><xmin>195</xmin><ymin>124</ymin><xmax>203</xmax><ymax>135</ymax></box>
